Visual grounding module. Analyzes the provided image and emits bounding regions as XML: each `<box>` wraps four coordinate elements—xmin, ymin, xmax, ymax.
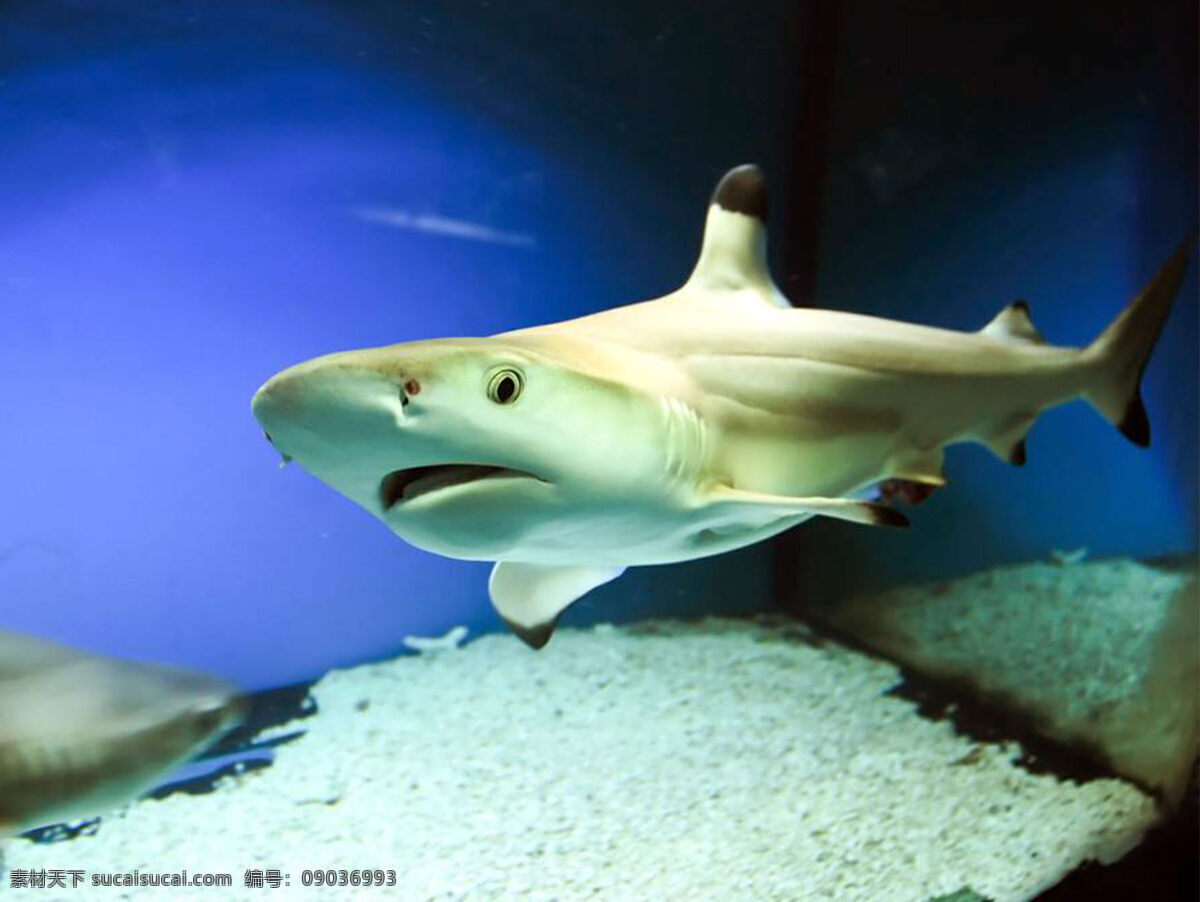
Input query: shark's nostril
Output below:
<box><xmin>260</xmin><ymin>428</ymin><xmax>292</xmax><ymax>467</ymax></box>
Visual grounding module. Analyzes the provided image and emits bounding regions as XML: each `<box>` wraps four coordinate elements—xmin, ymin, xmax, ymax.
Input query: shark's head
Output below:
<box><xmin>252</xmin><ymin>335</ymin><xmax>679</xmax><ymax>561</ymax></box>
<box><xmin>105</xmin><ymin>661</ymin><xmax>248</xmax><ymax>762</ymax></box>
<box><xmin>0</xmin><ymin>629</ymin><xmax>248</xmax><ymax>833</ymax></box>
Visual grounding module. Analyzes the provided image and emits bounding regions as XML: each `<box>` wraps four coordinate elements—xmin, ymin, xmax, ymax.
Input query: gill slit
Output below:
<box><xmin>660</xmin><ymin>397</ymin><xmax>707</xmax><ymax>489</ymax></box>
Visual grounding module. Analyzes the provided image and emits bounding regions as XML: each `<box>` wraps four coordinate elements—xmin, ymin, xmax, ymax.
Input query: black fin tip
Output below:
<box><xmin>711</xmin><ymin>164</ymin><xmax>767</xmax><ymax>223</ymax></box>
<box><xmin>872</xmin><ymin>505</ymin><xmax>911</xmax><ymax>528</ymax></box>
<box><xmin>505</xmin><ymin>618</ymin><xmax>557</xmax><ymax>650</ymax></box>
<box><xmin>1119</xmin><ymin>395</ymin><xmax>1151</xmax><ymax>447</ymax></box>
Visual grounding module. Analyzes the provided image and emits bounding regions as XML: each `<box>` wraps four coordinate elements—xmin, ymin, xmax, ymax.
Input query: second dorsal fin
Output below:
<box><xmin>684</xmin><ymin>165</ymin><xmax>791</xmax><ymax>308</ymax></box>
<box><xmin>981</xmin><ymin>299</ymin><xmax>1045</xmax><ymax>344</ymax></box>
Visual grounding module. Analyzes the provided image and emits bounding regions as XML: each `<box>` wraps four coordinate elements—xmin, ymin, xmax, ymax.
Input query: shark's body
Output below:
<box><xmin>0</xmin><ymin>629</ymin><xmax>245</xmax><ymax>836</ymax></box>
<box><xmin>253</xmin><ymin>165</ymin><xmax>1190</xmax><ymax>648</ymax></box>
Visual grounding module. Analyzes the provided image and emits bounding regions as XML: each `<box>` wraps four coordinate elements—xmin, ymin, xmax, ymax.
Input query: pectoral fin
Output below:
<box><xmin>704</xmin><ymin>485</ymin><xmax>909</xmax><ymax>528</ymax></box>
<box><xmin>489</xmin><ymin>562</ymin><xmax>626</xmax><ymax>650</ymax></box>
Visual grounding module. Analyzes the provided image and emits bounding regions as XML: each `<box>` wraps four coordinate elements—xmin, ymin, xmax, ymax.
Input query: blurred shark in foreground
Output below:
<box><xmin>253</xmin><ymin>164</ymin><xmax>1192</xmax><ymax>649</ymax></box>
<box><xmin>0</xmin><ymin>629</ymin><xmax>245</xmax><ymax>836</ymax></box>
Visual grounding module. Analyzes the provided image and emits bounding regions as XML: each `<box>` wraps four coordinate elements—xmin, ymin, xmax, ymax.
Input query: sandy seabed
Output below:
<box><xmin>4</xmin><ymin>618</ymin><xmax>1157</xmax><ymax>902</ymax></box>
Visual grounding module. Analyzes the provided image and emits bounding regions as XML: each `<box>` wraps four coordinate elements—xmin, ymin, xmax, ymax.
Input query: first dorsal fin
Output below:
<box><xmin>981</xmin><ymin>299</ymin><xmax>1045</xmax><ymax>344</ymax></box>
<box><xmin>684</xmin><ymin>165</ymin><xmax>791</xmax><ymax>308</ymax></box>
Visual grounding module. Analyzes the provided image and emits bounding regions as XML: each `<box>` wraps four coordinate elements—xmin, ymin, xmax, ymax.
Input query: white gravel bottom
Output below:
<box><xmin>821</xmin><ymin>558</ymin><xmax>1198</xmax><ymax>805</ymax></box>
<box><xmin>5</xmin><ymin>619</ymin><xmax>1158</xmax><ymax>902</ymax></box>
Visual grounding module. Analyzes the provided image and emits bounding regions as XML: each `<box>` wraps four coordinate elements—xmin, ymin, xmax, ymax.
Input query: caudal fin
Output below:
<box><xmin>1084</xmin><ymin>238</ymin><xmax>1194</xmax><ymax>447</ymax></box>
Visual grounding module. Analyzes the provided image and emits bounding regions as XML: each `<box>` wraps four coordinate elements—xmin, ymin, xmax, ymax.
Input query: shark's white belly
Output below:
<box><xmin>389</xmin><ymin>499</ymin><xmax>814</xmax><ymax>568</ymax></box>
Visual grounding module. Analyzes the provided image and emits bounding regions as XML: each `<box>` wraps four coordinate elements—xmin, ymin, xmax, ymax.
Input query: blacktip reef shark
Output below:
<box><xmin>0</xmin><ymin>628</ymin><xmax>245</xmax><ymax>836</ymax></box>
<box><xmin>252</xmin><ymin>165</ymin><xmax>1191</xmax><ymax>649</ymax></box>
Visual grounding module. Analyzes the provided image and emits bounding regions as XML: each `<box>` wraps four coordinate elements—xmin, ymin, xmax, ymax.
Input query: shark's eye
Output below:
<box><xmin>487</xmin><ymin>369</ymin><xmax>523</xmax><ymax>405</ymax></box>
<box><xmin>400</xmin><ymin>379</ymin><xmax>420</xmax><ymax>408</ymax></box>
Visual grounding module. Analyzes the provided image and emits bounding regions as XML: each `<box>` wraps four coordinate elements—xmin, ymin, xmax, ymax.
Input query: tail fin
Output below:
<box><xmin>1084</xmin><ymin>238</ymin><xmax>1194</xmax><ymax>447</ymax></box>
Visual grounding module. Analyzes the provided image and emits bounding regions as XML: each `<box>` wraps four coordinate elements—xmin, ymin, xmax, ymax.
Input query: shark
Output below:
<box><xmin>0</xmin><ymin>628</ymin><xmax>245</xmax><ymax>836</ymax></box>
<box><xmin>252</xmin><ymin>164</ymin><xmax>1191</xmax><ymax>649</ymax></box>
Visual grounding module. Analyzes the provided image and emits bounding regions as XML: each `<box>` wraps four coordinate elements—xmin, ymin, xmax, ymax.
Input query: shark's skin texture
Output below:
<box><xmin>0</xmin><ymin>629</ymin><xmax>245</xmax><ymax>836</ymax></box>
<box><xmin>253</xmin><ymin>165</ymin><xmax>1191</xmax><ymax>648</ymax></box>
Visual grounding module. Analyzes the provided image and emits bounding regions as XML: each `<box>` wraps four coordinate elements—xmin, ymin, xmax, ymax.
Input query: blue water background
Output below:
<box><xmin>786</xmin><ymin>1</ymin><xmax>1198</xmax><ymax>605</ymax></box>
<box><xmin>0</xmin><ymin>2</ymin><xmax>1194</xmax><ymax>687</ymax></box>
<box><xmin>0</xmin><ymin>1</ymin><xmax>799</xmax><ymax>687</ymax></box>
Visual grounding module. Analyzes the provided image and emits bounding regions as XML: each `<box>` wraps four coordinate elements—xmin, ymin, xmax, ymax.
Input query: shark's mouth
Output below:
<box><xmin>380</xmin><ymin>464</ymin><xmax>541</xmax><ymax>510</ymax></box>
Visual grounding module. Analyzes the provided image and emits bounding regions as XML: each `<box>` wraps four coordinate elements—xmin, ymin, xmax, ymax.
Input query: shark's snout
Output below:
<box><xmin>252</xmin><ymin>373</ymin><xmax>306</xmax><ymax>465</ymax></box>
<box><xmin>251</xmin><ymin>369</ymin><xmax>304</xmax><ymax>429</ymax></box>
<box><xmin>147</xmin><ymin>670</ymin><xmax>248</xmax><ymax>761</ymax></box>
<box><xmin>251</xmin><ymin>355</ymin><xmax>415</xmax><ymax>481</ymax></box>
<box><xmin>190</xmin><ymin>691</ymin><xmax>249</xmax><ymax>743</ymax></box>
